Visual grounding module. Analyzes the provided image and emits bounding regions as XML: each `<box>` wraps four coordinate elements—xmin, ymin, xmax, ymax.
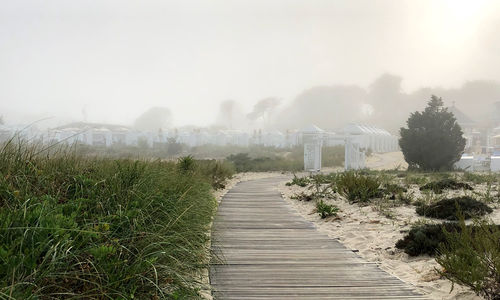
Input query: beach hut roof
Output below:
<box><xmin>301</xmin><ymin>124</ymin><xmax>324</xmax><ymax>133</ymax></box>
<box><xmin>448</xmin><ymin>105</ymin><xmax>476</xmax><ymax>126</ymax></box>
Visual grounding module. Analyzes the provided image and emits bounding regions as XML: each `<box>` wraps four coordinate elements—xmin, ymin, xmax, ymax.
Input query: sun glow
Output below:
<box><xmin>430</xmin><ymin>0</ymin><xmax>491</xmax><ymax>46</ymax></box>
<box><xmin>446</xmin><ymin>0</ymin><xmax>489</xmax><ymax>20</ymax></box>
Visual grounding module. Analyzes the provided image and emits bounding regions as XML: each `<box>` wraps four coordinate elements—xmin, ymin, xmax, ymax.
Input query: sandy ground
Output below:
<box><xmin>366</xmin><ymin>151</ymin><xmax>409</xmax><ymax>170</ymax></box>
<box><xmin>275</xmin><ymin>152</ymin><xmax>499</xmax><ymax>300</ymax></box>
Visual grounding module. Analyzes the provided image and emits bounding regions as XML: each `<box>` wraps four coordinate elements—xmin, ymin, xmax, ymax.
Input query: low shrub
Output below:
<box><xmin>395</xmin><ymin>223</ymin><xmax>462</xmax><ymax>256</ymax></box>
<box><xmin>420</xmin><ymin>178</ymin><xmax>473</xmax><ymax>194</ymax></box>
<box><xmin>316</xmin><ymin>200</ymin><xmax>339</xmax><ymax>219</ymax></box>
<box><xmin>416</xmin><ymin>196</ymin><xmax>492</xmax><ymax>220</ymax></box>
<box><xmin>436</xmin><ymin>218</ymin><xmax>500</xmax><ymax>300</ymax></box>
<box><xmin>396</xmin><ymin>222</ymin><xmax>500</xmax><ymax>257</ymax></box>
<box><xmin>336</xmin><ymin>172</ymin><xmax>382</xmax><ymax>204</ymax></box>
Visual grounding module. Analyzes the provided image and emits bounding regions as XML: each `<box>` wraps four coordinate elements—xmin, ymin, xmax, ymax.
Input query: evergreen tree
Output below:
<box><xmin>399</xmin><ymin>95</ymin><xmax>466</xmax><ymax>170</ymax></box>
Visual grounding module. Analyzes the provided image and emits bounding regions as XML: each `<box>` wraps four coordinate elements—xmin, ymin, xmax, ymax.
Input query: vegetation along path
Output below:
<box><xmin>210</xmin><ymin>177</ymin><xmax>427</xmax><ymax>299</ymax></box>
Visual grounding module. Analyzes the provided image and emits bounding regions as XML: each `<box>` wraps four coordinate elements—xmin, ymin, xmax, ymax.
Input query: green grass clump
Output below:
<box><xmin>316</xmin><ymin>200</ymin><xmax>339</xmax><ymax>219</ymax></box>
<box><xmin>226</xmin><ymin>153</ymin><xmax>302</xmax><ymax>172</ymax></box>
<box><xmin>336</xmin><ymin>172</ymin><xmax>382</xmax><ymax>204</ymax></box>
<box><xmin>177</xmin><ymin>154</ymin><xmax>196</xmax><ymax>172</ymax></box>
<box><xmin>404</xmin><ymin>174</ymin><xmax>429</xmax><ymax>185</ymax></box>
<box><xmin>0</xmin><ymin>141</ymin><xmax>224</xmax><ymax>299</ymax></box>
<box><xmin>193</xmin><ymin>159</ymin><xmax>235</xmax><ymax>190</ymax></box>
<box><xmin>286</xmin><ymin>174</ymin><xmax>310</xmax><ymax>187</ymax></box>
<box><xmin>309</xmin><ymin>173</ymin><xmax>337</xmax><ymax>185</ymax></box>
<box><xmin>462</xmin><ymin>172</ymin><xmax>498</xmax><ymax>184</ymax></box>
<box><xmin>437</xmin><ymin>218</ymin><xmax>500</xmax><ymax>300</ymax></box>
<box><xmin>420</xmin><ymin>178</ymin><xmax>473</xmax><ymax>194</ymax></box>
<box><xmin>226</xmin><ymin>145</ymin><xmax>345</xmax><ymax>173</ymax></box>
<box><xmin>416</xmin><ymin>196</ymin><xmax>492</xmax><ymax>220</ymax></box>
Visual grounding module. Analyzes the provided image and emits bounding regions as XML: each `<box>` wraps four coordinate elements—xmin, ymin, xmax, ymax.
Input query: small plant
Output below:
<box><xmin>420</xmin><ymin>178</ymin><xmax>473</xmax><ymax>194</ymax></box>
<box><xmin>436</xmin><ymin>217</ymin><xmax>500</xmax><ymax>300</ymax></box>
<box><xmin>286</xmin><ymin>174</ymin><xmax>310</xmax><ymax>187</ymax></box>
<box><xmin>316</xmin><ymin>200</ymin><xmax>339</xmax><ymax>219</ymax></box>
<box><xmin>177</xmin><ymin>155</ymin><xmax>196</xmax><ymax>172</ymax></box>
<box><xmin>372</xmin><ymin>199</ymin><xmax>396</xmax><ymax>219</ymax></box>
<box><xmin>336</xmin><ymin>171</ymin><xmax>382</xmax><ymax>204</ymax></box>
<box><xmin>416</xmin><ymin>196</ymin><xmax>492</xmax><ymax>220</ymax></box>
<box><xmin>482</xmin><ymin>180</ymin><xmax>498</xmax><ymax>203</ymax></box>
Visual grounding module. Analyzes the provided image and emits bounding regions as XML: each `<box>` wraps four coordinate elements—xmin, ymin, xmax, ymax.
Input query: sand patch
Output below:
<box><xmin>277</xmin><ymin>178</ymin><xmax>493</xmax><ymax>300</ymax></box>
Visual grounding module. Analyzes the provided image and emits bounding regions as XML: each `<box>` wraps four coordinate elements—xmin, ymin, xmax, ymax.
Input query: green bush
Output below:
<box><xmin>396</xmin><ymin>223</ymin><xmax>462</xmax><ymax>256</ymax></box>
<box><xmin>436</xmin><ymin>218</ymin><xmax>500</xmax><ymax>300</ymax></box>
<box><xmin>420</xmin><ymin>178</ymin><xmax>473</xmax><ymax>194</ymax></box>
<box><xmin>396</xmin><ymin>222</ymin><xmax>500</xmax><ymax>257</ymax></box>
<box><xmin>416</xmin><ymin>196</ymin><xmax>492</xmax><ymax>220</ymax></box>
<box><xmin>336</xmin><ymin>172</ymin><xmax>382</xmax><ymax>204</ymax></box>
<box><xmin>399</xmin><ymin>95</ymin><xmax>466</xmax><ymax>171</ymax></box>
<box><xmin>0</xmin><ymin>141</ymin><xmax>218</xmax><ymax>299</ymax></box>
<box><xmin>316</xmin><ymin>200</ymin><xmax>339</xmax><ymax>219</ymax></box>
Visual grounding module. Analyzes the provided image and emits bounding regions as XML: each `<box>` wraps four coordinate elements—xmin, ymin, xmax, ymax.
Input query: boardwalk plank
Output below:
<box><xmin>210</xmin><ymin>177</ymin><xmax>427</xmax><ymax>299</ymax></box>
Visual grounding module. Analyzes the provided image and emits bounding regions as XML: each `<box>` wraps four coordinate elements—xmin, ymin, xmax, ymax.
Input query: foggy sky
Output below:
<box><xmin>1</xmin><ymin>0</ymin><xmax>500</xmax><ymax>128</ymax></box>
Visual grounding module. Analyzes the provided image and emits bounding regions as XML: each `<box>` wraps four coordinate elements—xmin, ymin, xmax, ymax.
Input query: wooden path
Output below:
<box><xmin>210</xmin><ymin>177</ymin><xmax>427</xmax><ymax>299</ymax></box>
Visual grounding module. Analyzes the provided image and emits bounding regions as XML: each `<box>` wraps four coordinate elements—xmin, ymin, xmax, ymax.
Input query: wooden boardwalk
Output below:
<box><xmin>210</xmin><ymin>177</ymin><xmax>427</xmax><ymax>299</ymax></box>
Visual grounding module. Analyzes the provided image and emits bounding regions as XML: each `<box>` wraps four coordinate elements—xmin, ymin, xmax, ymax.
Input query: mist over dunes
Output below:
<box><xmin>214</xmin><ymin>74</ymin><xmax>500</xmax><ymax>134</ymax></box>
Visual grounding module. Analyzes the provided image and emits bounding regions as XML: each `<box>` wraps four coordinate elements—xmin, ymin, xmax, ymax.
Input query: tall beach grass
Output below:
<box><xmin>0</xmin><ymin>140</ymin><xmax>232</xmax><ymax>299</ymax></box>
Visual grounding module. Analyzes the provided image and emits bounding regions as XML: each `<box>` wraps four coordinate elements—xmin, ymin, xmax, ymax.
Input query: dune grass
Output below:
<box><xmin>226</xmin><ymin>145</ymin><xmax>344</xmax><ymax>172</ymax></box>
<box><xmin>0</xmin><ymin>141</ymin><xmax>232</xmax><ymax>299</ymax></box>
